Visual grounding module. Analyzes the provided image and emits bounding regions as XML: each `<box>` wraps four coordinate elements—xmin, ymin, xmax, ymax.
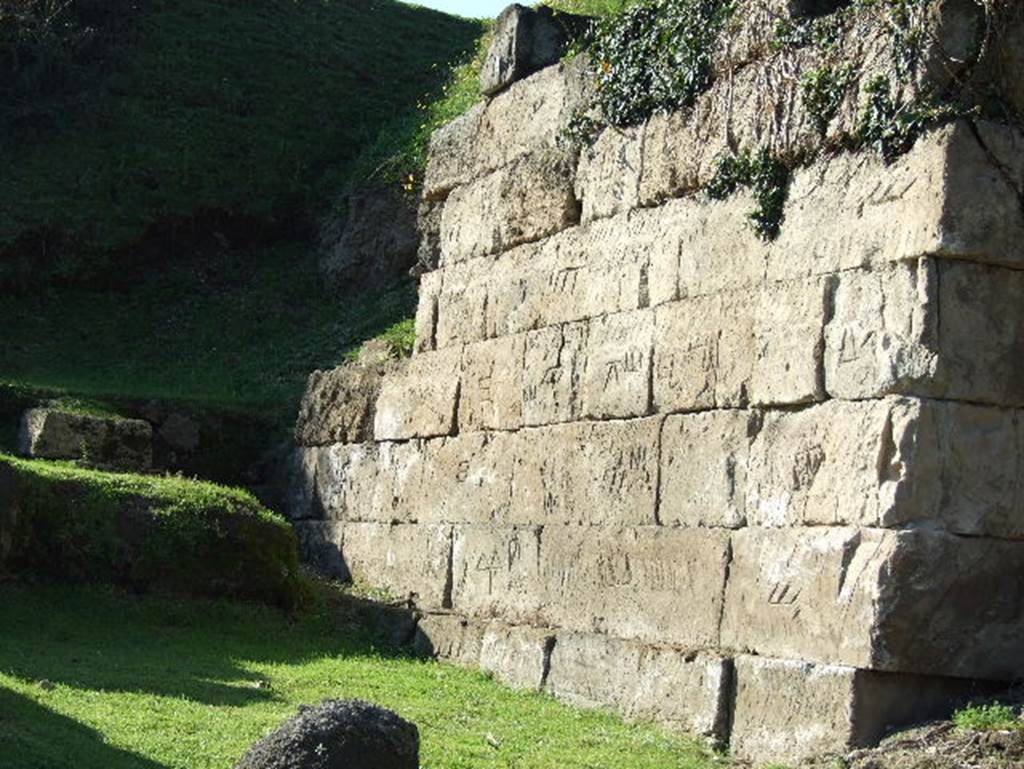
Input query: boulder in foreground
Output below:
<box><xmin>235</xmin><ymin>699</ymin><xmax>419</xmax><ymax>769</ymax></box>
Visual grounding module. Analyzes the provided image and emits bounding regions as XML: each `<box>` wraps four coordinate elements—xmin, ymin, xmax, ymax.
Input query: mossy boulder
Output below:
<box><xmin>0</xmin><ymin>455</ymin><xmax>303</xmax><ymax>608</ymax></box>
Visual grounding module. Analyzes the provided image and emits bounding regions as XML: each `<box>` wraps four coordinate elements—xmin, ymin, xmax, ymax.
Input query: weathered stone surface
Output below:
<box><xmin>479</xmin><ymin>623</ymin><xmax>554</xmax><ymax>690</ymax></box>
<box><xmin>419</xmin><ymin>431</ymin><xmax>514</xmax><ymax>524</ymax></box>
<box><xmin>722</xmin><ymin>527</ymin><xmax>1024</xmax><ymax>679</ymax></box>
<box><xmin>373</xmin><ymin>348</ymin><xmax>460</xmax><ymax>440</ymax></box>
<box><xmin>439</xmin><ymin>151</ymin><xmax>579</xmax><ymax>265</ymax></box>
<box><xmin>510</xmin><ymin>418</ymin><xmax>660</xmax><ymax>526</ymax></box>
<box><xmin>521</xmin><ymin>322</ymin><xmax>587</xmax><ymax>426</ymax></box>
<box><xmin>547</xmin><ymin>633</ymin><xmax>731</xmax><ymax>739</ymax></box>
<box><xmin>659</xmin><ymin>410</ymin><xmax>757</xmax><ymax>528</ymax></box>
<box><xmin>480</xmin><ymin>5</ymin><xmax>584</xmax><ymax>97</ymax></box>
<box><xmin>653</xmin><ymin>277</ymin><xmax>827</xmax><ymax>412</ymax></box>
<box><xmin>575</xmin><ymin>126</ymin><xmax>643</xmax><ymax>223</ymax></box>
<box><xmin>460</xmin><ymin>334</ymin><xmax>525</xmax><ymax>432</ymax></box>
<box><xmin>295</xmin><ymin>360</ymin><xmax>400</xmax><ymax>447</ymax></box>
<box><xmin>730</xmin><ymin>656</ymin><xmax>984</xmax><ymax>764</ymax></box>
<box><xmin>422</xmin><ymin>103</ymin><xmax>485</xmax><ymax>202</ymax></box>
<box><xmin>583</xmin><ymin>309</ymin><xmax>653</xmax><ymax>419</ymax></box>
<box><xmin>234</xmin><ymin>699</ymin><xmax>418</xmax><ymax>769</ymax></box>
<box><xmin>413</xmin><ymin>269</ymin><xmax>442</xmax><ymax>354</ymax></box>
<box><xmin>19</xmin><ymin>408</ymin><xmax>152</xmax><ymax>472</ymax></box>
<box><xmin>452</xmin><ymin>525</ymin><xmax>729</xmax><ymax>646</ymax></box>
<box><xmin>413</xmin><ymin>613</ymin><xmax>485</xmax><ymax>666</ymax></box>
<box><xmin>341</xmin><ymin>522</ymin><xmax>452</xmax><ymax>611</ymax></box>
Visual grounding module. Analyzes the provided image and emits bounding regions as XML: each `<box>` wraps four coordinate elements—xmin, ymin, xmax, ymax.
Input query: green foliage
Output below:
<box><xmin>0</xmin><ymin>583</ymin><xmax>721</xmax><ymax>769</ymax></box>
<box><xmin>587</xmin><ymin>0</ymin><xmax>734</xmax><ymax>128</ymax></box>
<box><xmin>0</xmin><ymin>0</ymin><xmax>481</xmax><ymax>286</ymax></box>
<box><xmin>707</xmin><ymin>148</ymin><xmax>791</xmax><ymax>240</ymax></box>
<box><xmin>380</xmin><ymin>319</ymin><xmax>417</xmax><ymax>358</ymax></box>
<box><xmin>544</xmin><ymin>0</ymin><xmax>634</xmax><ymax>15</ymax></box>
<box><xmin>0</xmin><ymin>455</ymin><xmax>303</xmax><ymax>607</ymax></box>
<box><xmin>801</xmin><ymin>63</ymin><xmax>855</xmax><ymax>135</ymax></box>
<box><xmin>855</xmin><ymin>75</ymin><xmax>963</xmax><ymax>161</ymax></box>
<box><xmin>954</xmin><ymin>703</ymin><xmax>1023</xmax><ymax>732</ymax></box>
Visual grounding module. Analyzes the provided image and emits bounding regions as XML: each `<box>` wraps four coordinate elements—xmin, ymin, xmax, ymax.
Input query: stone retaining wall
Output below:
<box><xmin>290</xmin><ymin>3</ymin><xmax>1024</xmax><ymax>763</ymax></box>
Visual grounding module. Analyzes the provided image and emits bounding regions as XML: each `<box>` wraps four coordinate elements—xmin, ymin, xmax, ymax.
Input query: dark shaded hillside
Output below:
<box><xmin>0</xmin><ymin>0</ymin><xmax>481</xmax><ymax>288</ymax></box>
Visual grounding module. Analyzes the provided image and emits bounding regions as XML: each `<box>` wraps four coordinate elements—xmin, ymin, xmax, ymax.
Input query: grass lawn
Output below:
<box><xmin>0</xmin><ymin>584</ymin><xmax>722</xmax><ymax>769</ymax></box>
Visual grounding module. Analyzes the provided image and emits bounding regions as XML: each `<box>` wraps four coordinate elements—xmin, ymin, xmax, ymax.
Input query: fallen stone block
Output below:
<box><xmin>340</xmin><ymin>522</ymin><xmax>452</xmax><ymax>611</ymax></box>
<box><xmin>439</xmin><ymin>150</ymin><xmax>579</xmax><ymax>265</ymax></box>
<box><xmin>19</xmin><ymin>407</ymin><xmax>152</xmax><ymax>472</ymax></box>
<box><xmin>373</xmin><ymin>347</ymin><xmax>461</xmax><ymax>440</ymax></box>
<box><xmin>730</xmin><ymin>655</ymin><xmax>990</xmax><ymax>764</ymax></box>
<box><xmin>546</xmin><ymin>632</ymin><xmax>731</xmax><ymax>740</ymax></box>
<box><xmin>722</xmin><ymin>526</ymin><xmax>1024</xmax><ymax>680</ymax></box>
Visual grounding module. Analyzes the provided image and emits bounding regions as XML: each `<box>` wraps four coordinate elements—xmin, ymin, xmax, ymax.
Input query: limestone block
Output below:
<box><xmin>299</xmin><ymin>442</ymin><xmax>387</xmax><ymax>522</ymax></box>
<box><xmin>284</xmin><ymin>446</ymin><xmax>327</xmax><ymax>521</ymax></box>
<box><xmin>341</xmin><ymin>522</ymin><xmax>452</xmax><ymax>611</ymax></box>
<box><xmin>653</xmin><ymin>278</ymin><xmax>826</xmax><ymax>412</ymax></box>
<box><xmin>423</xmin><ymin>103</ymin><xmax>484</xmax><ymax>201</ymax></box>
<box><xmin>826</xmin><ymin>259</ymin><xmax>1024</xmax><ymax>406</ymax></box>
<box><xmin>413</xmin><ymin>613</ymin><xmax>485</xmax><ymax>666</ymax></box>
<box><xmin>18</xmin><ymin>408</ymin><xmax>152</xmax><ymax>472</ymax></box>
<box><xmin>460</xmin><ymin>334</ymin><xmax>525</xmax><ymax>432</ymax></box>
<box><xmin>659</xmin><ymin>411</ymin><xmax>758</xmax><ymax>528</ymax></box>
<box><xmin>521</xmin><ymin>322</ymin><xmax>587</xmax><ymax>426</ymax></box>
<box><xmin>450</xmin><ymin>524</ymin><xmax>545</xmax><ymax>621</ymax></box>
<box><xmin>294</xmin><ymin>361</ymin><xmax>398</xmax><ymax>447</ymax></box>
<box><xmin>510</xmin><ymin>418</ymin><xmax>660</xmax><ymax>526</ymax></box>
<box><xmin>440</xmin><ymin>151</ymin><xmax>579</xmax><ymax>265</ymax></box>
<box><xmin>365</xmin><ymin>441</ymin><xmax>427</xmax><ymax>523</ymax></box>
<box><xmin>722</xmin><ymin>527</ymin><xmax>1024</xmax><ymax>679</ymax></box>
<box><xmin>582</xmin><ymin>309</ymin><xmax>654</xmax><ymax>419</ymax></box>
<box><xmin>575</xmin><ymin>125</ymin><xmax>643</xmax><ymax>223</ymax></box>
<box><xmin>373</xmin><ymin>347</ymin><xmax>461</xmax><ymax>440</ymax></box>
<box><xmin>292</xmin><ymin>520</ymin><xmax>347</xmax><ymax>580</ymax></box>
<box><xmin>479</xmin><ymin>623</ymin><xmax>554</xmax><ymax>691</ymax></box>
<box><xmin>546</xmin><ymin>633</ymin><xmax>731</xmax><ymax>739</ymax></box>
<box><xmin>480</xmin><ymin>5</ymin><xmax>583</xmax><ymax>97</ymax></box>
<box><xmin>413</xmin><ymin>269</ymin><xmax>442</xmax><ymax>354</ymax></box>
<box><xmin>730</xmin><ymin>656</ymin><xmax>985</xmax><ymax>764</ymax></box>
<box><xmin>434</xmin><ymin>260</ymin><xmax>489</xmax><ymax>348</ymax></box>
<box><xmin>452</xmin><ymin>525</ymin><xmax>730</xmax><ymax>647</ymax></box>
<box><xmin>418</xmin><ymin>431</ymin><xmax>515</xmax><ymax>524</ymax></box>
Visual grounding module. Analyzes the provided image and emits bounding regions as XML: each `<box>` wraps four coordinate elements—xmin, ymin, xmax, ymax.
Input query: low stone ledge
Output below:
<box><xmin>729</xmin><ymin>655</ymin><xmax>991</xmax><ymax>765</ymax></box>
<box><xmin>546</xmin><ymin>633</ymin><xmax>731</xmax><ymax>741</ymax></box>
<box><xmin>19</xmin><ymin>407</ymin><xmax>153</xmax><ymax>472</ymax></box>
<box><xmin>722</xmin><ymin>526</ymin><xmax>1024</xmax><ymax>680</ymax></box>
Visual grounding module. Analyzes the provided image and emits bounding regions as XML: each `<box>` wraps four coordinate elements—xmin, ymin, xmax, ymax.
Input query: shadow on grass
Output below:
<box><xmin>0</xmin><ymin>687</ymin><xmax>168</xmax><ymax>769</ymax></box>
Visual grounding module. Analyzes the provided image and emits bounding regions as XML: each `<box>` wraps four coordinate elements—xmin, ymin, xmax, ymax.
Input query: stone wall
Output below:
<box><xmin>290</xmin><ymin>2</ymin><xmax>1024</xmax><ymax>763</ymax></box>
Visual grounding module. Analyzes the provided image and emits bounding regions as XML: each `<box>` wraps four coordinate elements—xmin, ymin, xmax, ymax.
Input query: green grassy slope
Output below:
<box><xmin>0</xmin><ymin>0</ymin><xmax>482</xmax><ymax>285</ymax></box>
<box><xmin>0</xmin><ymin>0</ymin><xmax>484</xmax><ymax>423</ymax></box>
<box><xmin>0</xmin><ymin>584</ymin><xmax>721</xmax><ymax>769</ymax></box>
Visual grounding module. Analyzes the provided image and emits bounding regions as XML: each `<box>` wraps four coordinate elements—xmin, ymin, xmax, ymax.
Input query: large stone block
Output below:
<box><xmin>826</xmin><ymin>258</ymin><xmax>1024</xmax><ymax>406</ymax></box>
<box><xmin>722</xmin><ymin>527</ymin><xmax>1024</xmax><ymax>679</ymax></box>
<box><xmin>575</xmin><ymin>125</ymin><xmax>643</xmax><ymax>223</ymax></box>
<box><xmin>582</xmin><ymin>309</ymin><xmax>653</xmax><ymax>419</ymax></box>
<box><xmin>373</xmin><ymin>347</ymin><xmax>461</xmax><ymax>440</ymax></box>
<box><xmin>546</xmin><ymin>633</ymin><xmax>731</xmax><ymax>739</ymax></box>
<box><xmin>653</xmin><ymin>277</ymin><xmax>827</xmax><ymax>412</ymax></box>
<box><xmin>510</xmin><ymin>418</ymin><xmax>660</xmax><ymax>526</ymax></box>
<box><xmin>480</xmin><ymin>5</ymin><xmax>583</xmax><ymax>97</ymax></box>
<box><xmin>341</xmin><ymin>522</ymin><xmax>452</xmax><ymax>611</ymax></box>
<box><xmin>730</xmin><ymin>655</ymin><xmax>987</xmax><ymax>764</ymax></box>
<box><xmin>439</xmin><ymin>151</ymin><xmax>579</xmax><ymax>265</ymax></box>
<box><xmin>451</xmin><ymin>525</ymin><xmax>730</xmax><ymax>647</ymax></box>
<box><xmin>659</xmin><ymin>410</ymin><xmax>758</xmax><ymax>528</ymax></box>
<box><xmin>413</xmin><ymin>269</ymin><xmax>443</xmax><ymax>354</ymax></box>
<box><xmin>19</xmin><ymin>408</ymin><xmax>152</xmax><ymax>472</ymax></box>
<box><xmin>460</xmin><ymin>334</ymin><xmax>525</xmax><ymax>432</ymax></box>
<box><xmin>521</xmin><ymin>322</ymin><xmax>587</xmax><ymax>426</ymax></box>
<box><xmin>418</xmin><ymin>431</ymin><xmax>515</xmax><ymax>524</ymax></box>
<box><xmin>479</xmin><ymin>623</ymin><xmax>554</xmax><ymax>691</ymax></box>
<box><xmin>295</xmin><ymin>361</ymin><xmax>398</xmax><ymax>447</ymax></box>
<box><xmin>413</xmin><ymin>613</ymin><xmax>485</xmax><ymax>666</ymax></box>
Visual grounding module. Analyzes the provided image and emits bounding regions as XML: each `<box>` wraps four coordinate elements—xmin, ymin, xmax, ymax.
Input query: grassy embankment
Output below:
<box><xmin>0</xmin><ymin>583</ymin><xmax>722</xmax><ymax>769</ymax></box>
